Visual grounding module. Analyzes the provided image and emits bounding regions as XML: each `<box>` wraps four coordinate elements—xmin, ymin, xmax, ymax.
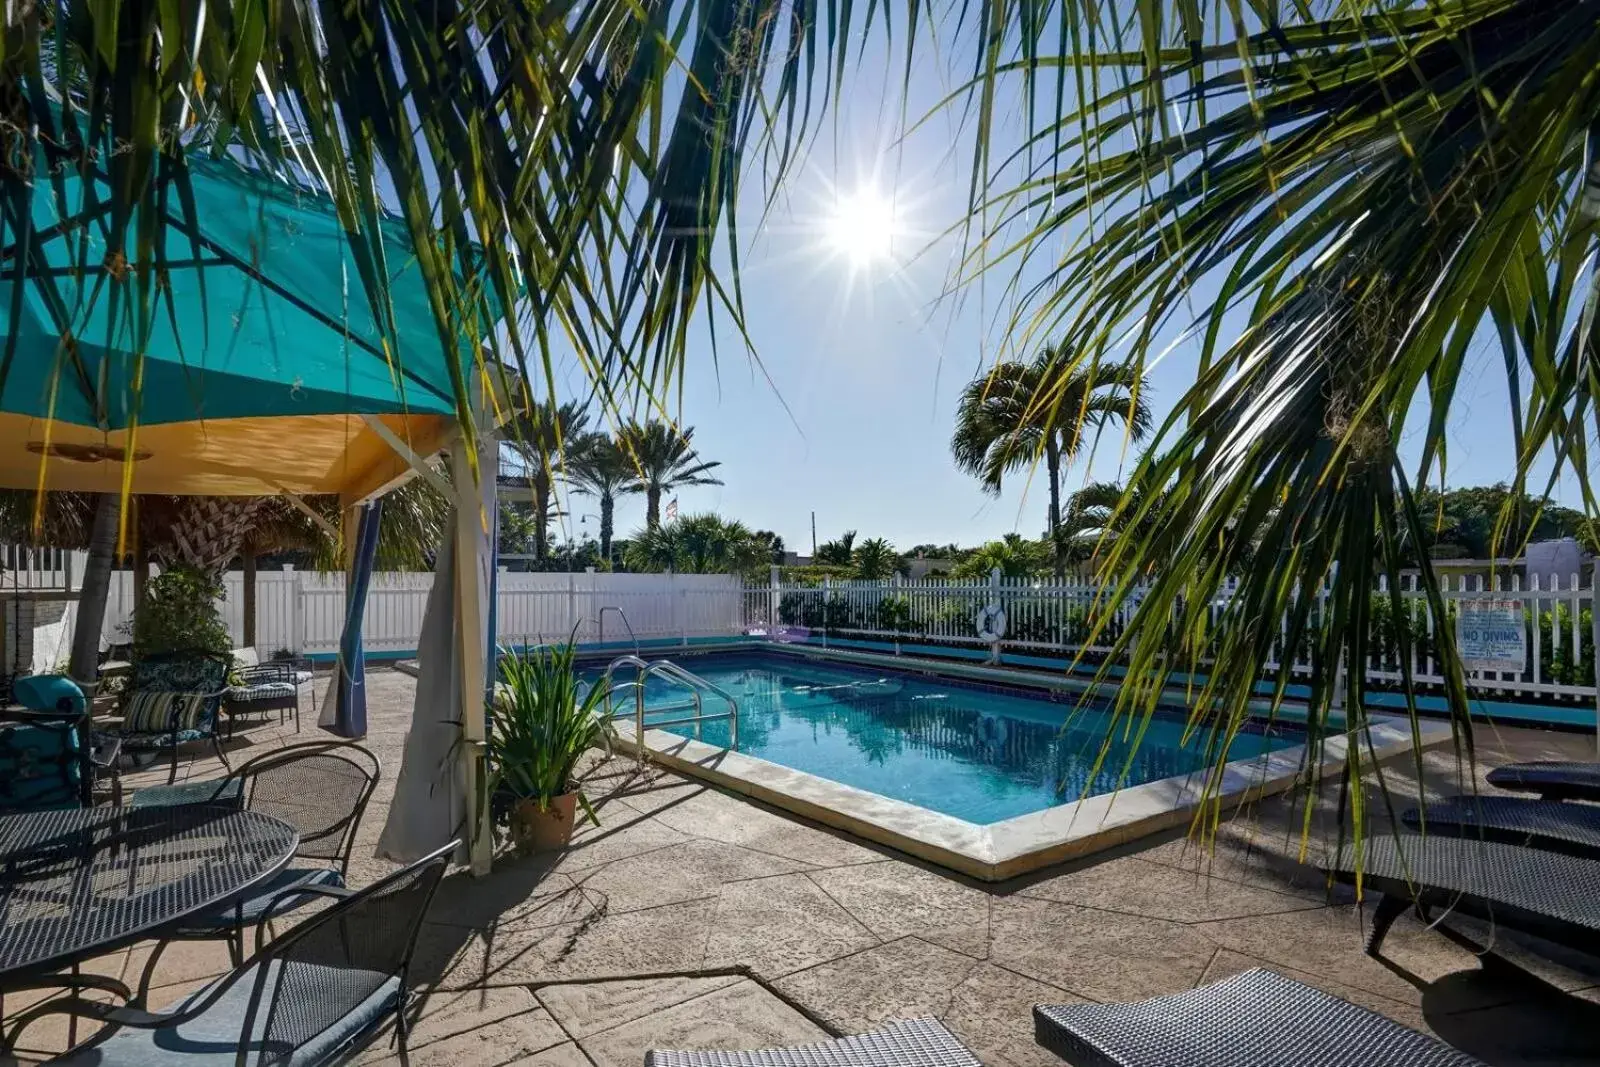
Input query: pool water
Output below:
<box><xmin>583</xmin><ymin>652</ymin><xmax>1301</xmax><ymax>825</ymax></box>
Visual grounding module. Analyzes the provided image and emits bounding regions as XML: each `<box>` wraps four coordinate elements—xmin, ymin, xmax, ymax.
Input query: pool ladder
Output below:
<box><xmin>600</xmin><ymin>655</ymin><xmax>739</xmax><ymax>768</ymax></box>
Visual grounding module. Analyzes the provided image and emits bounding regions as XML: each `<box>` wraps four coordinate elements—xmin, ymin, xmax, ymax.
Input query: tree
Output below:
<box><xmin>615</xmin><ymin>421</ymin><xmax>722</xmax><ymax>528</ymax></box>
<box><xmin>951</xmin><ymin>535</ymin><xmax>1050</xmax><ymax>580</ymax></box>
<box><xmin>507</xmin><ymin>402</ymin><xmax>591</xmax><ymax>562</ymax></box>
<box><xmin>569</xmin><ymin>434</ymin><xmax>636</xmax><ymax>566</ymax></box>
<box><xmin>952</xmin><ymin>351</ymin><xmax>1150</xmax><ymax>581</ymax></box>
<box><xmin>752</xmin><ymin>530</ymin><xmax>787</xmax><ymax>565</ymax></box>
<box><xmin>852</xmin><ymin>538</ymin><xmax>902</xmax><ymax>580</ymax></box>
<box><xmin>814</xmin><ymin>531</ymin><xmax>857</xmax><ymax>566</ymax></box>
<box><xmin>623</xmin><ymin>514</ymin><xmax>766</xmax><ymax>575</ymax></box>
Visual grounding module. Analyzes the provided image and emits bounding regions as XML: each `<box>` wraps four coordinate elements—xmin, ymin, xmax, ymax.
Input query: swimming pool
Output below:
<box><xmin>584</xmin><ymin>650</ymin><xmax>1302</xmax><ymax>825</ymax></box>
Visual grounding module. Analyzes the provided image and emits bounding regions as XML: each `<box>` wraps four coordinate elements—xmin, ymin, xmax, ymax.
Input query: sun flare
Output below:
<box><xmin>826</xmin><ymin>187</ymin><xmax>897</xmax><ymax>265</ymax></box>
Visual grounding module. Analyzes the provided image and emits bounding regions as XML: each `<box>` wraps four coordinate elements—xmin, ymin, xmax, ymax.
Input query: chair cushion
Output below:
<box><xmin>48</xmin><ymin>960</ymin><xmax>400</xmax><ymax>1066</ymax></box>
<box><xmin>226</xmin><ymin>682</ymin><xmax>298</xmax><ymax>702</ymax></box>
<box><xmin>115</xmin><ymin>728</ymin><xmax>211</xmax><ymax>749</ymax></box>
<box><xmin>176</xmin><ymin>867</ymin><xmax>345</xmax><ymax>931</ymax></box>
<box><xmin>122</xmin><ymin>691</ymin><xmax>213</xmax><ymax>733</ymax></box>
<box><xmin>129</xmin><ymin>778</ymin><xmax>245</xmax><ymax>809</ymax></box>
<box><xmin>232</xmin><ymin>647</ymin><xmax>262</xmax><ymax>670</ymax></box>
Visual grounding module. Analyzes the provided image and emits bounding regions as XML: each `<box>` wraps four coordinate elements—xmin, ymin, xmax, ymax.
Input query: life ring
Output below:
<box><xmin>974</xmin><ymin>601</ymin><xmax>1007</xmax><ymax>642</ymax></box>
<box><xmin>974</xmin><ymin>713</ymin><xmax>1009</xmax><ymax>749</ymax></box>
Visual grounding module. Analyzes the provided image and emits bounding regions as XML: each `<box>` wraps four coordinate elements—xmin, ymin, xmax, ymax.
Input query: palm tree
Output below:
<box><xmin>852</xmin><ymin>538</ymin><xmax>901</xmax><ymax>580</ymax></box>
<box><xmin>952</xmin><ymin>351</ymin><xmax>1150</xmax><ymax>581</ymax></box>
<box><xmin>814</xmin><ymin>531</ymin><xmax>857</xmax><ymax>566</ymax></box>
<box><xmin>951</xmin><ymin>534</ymin><xmax>1050</xmax><ymax>580</ymax></box>
<box><xmin>623</xmin><ymin>514</ymin><xmax>765</xmax><ymax>574</ymax></box>
<box><xmin>569</xmin><ymin>434</ymin><xmax>636</xmax><ymax>566</ymax></box>
<box><xmin>614</xmin><ymin>421</ymin><xmax>722</xmax><ymax>528</ymax></box>
<box><xmin>507</xmin><ymin>401</ymin><xmax>591</xmax><ymax>562</ymax></box>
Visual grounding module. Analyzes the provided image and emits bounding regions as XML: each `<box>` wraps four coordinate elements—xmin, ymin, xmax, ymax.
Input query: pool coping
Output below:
<box><xmin>607</xmin><ymin>647</ymin><xmax>1457</xmax><ymax>881</ymax></box>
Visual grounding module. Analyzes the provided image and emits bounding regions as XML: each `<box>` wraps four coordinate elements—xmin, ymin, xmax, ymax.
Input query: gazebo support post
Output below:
<box><xmin>451</xmin><ymin>412</ymin><xmax>496</xmax><ymax>878</ymax></box>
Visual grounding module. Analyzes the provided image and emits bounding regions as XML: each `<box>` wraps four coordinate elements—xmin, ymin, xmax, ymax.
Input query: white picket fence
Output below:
<box><xmin>98</xmin><ymin>568</ymin><xmax>750</xmax><ymax>656</ymax></box>
<box><xmin>746</xmin><ymin>569</ymin><xmax>1600</xmax><ymax>707</ymax></box>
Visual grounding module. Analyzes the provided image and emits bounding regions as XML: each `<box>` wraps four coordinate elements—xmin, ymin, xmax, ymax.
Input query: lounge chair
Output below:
<box><xmin>647</xmin><ymin>1018</ymin><xmax>982</xmax><ymax>1067</ymax></box>
<box><xmin>1327</xmin><ymin>836</ymin><xmax>1600</xmax><ymax>958</ymax></box>
<box><xmin>1485</xmin><ymin>760</ymin><xmax>1600</xmax><ymax>802</ymax></box>
<box><xmin>1402</xmin><ymin>795</ymin><xmax>1600</xmax><ymax>859</ymax></box>
<box><xmin>1032</xmin><ymin>968</ymin><xmax>1485</xmax><ymax>1066</ymax></box>
<box><xmin>29</xmin><ymin>841</ymin><xmax>455</xmax><ymax>1066</ymax></box>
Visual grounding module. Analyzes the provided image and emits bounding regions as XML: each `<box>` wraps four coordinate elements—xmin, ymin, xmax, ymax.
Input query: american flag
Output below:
<box><xmin>664</xmin><ymin>497</ymin><xmax>678</xmax><ymax>522</ymax></box>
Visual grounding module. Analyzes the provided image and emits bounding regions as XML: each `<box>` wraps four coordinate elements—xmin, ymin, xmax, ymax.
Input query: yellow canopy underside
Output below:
<box><xmin>0</xmin><ymin>413</ymin><xmax>456</xmax><ymax>500</ymax></box>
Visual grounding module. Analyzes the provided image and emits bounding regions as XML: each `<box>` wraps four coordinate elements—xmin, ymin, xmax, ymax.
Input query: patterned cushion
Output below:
<box><xmin>132</xmin><ymin>655</ymin><xmax>229</xmax><ymax>694</ymax></box>
<box><xmin>122</xmin><ymin>691</ymin><xmax>213</xmax><ymax>733</ymax></box>
<box><xmin>225</xmin><ymin>682</ymin><xmax>297</xmax><ymax>702</ymax></box>
<box><xmin>117</xmin><ymin>728</ymin><xmax>210</xmax><ymax>749</ymax></box>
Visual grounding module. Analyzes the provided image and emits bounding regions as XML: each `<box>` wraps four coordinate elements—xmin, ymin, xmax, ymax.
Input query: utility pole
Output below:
<box><xmin>811</xmin><ymin>511</ymin><xmax>817</xmax><ymax>557</ymax></box>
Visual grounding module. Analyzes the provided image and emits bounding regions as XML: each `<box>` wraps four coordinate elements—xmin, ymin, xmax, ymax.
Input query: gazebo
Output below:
<box><xmin>0</xmin><ymin>151</ymin><xmax>511</xmax><ymax>874</ymax></box>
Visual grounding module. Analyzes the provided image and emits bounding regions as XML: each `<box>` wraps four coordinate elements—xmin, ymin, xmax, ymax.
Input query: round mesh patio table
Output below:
<box><xmin>0</xmin><ymin>805</ymin><xmax>298</xmax><ymax>981</ymax></box>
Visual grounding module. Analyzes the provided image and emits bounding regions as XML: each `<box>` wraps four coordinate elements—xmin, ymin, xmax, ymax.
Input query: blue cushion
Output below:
<box><xmin>116</xmin><ymin>728</ymin><xmax>210</xmax><ymax>749</ymax></box>
<box><xmin>13</xmin><ymin>675</ymin><xmax>86</xmax><ymax>715</ymax></box>
<box><xmin>176</xmin><ymin>867</ymin><xmax>344</xmax><ymax>931</ymax></box>
<box><xmin>0</xmin><ymin>722</ymin><xmax>82</xmax><ymax>812</ymax></box>
<box><xmin>129</xmin><ymin>778</ymin><xmax>245</xmax><ymax>809</ymax></box>
<box><xmin>49</xmin><ymin>960</ymin><xmax>400</xmax><ymax>1066</ymax></box>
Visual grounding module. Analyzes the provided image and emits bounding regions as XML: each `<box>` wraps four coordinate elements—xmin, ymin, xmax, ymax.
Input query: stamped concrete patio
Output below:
<box><xmin>17</xmin><ymin>667</ymin><xmax>1600</xmax><ymax>1065</ymax></box>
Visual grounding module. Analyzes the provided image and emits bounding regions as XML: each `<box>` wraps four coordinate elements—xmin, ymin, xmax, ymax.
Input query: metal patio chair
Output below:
<box><xmin>134</xmin><ymin>741</ymin><xmax>382</xmax><ymax>995</ymax></box>
<box><xmin>1032</xmin><ymin>968</ymin><xmax>1485</xmax><ymax>1066</ymax></box>
<box><xmin>1485</xmin><ymin>760</ymin><xmax>1600</xmax><ymax>803</ymax></box>
<box><xmin>1402</xmin><ymin>794</ymin><xmax>1600</xmax><ymax>860</ymax></box>
<box><xmin>31</xmin><ymin>841</ymin><xmax>456</xmax><ymax>1066</ymax></box>
<box><xmin>647</xmin><ymin>1017</ymin><xmax>983</xmax><ymax>1067</ymax></box>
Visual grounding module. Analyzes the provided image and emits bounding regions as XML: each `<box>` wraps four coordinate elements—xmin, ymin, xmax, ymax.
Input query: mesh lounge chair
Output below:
<box><xmin>1032</xmin><ymin>968</ymin><xmax>1485</xmax><ymax>1066</ymax></box>
<box><xmin>646</xmin><ymin>1017</ymin><xmax>982</xmax><ymax>1067</ymax></box>
<box><xmin>1402</xmin><ymin>795</ymin><xmax>1600</xmax><ymax>859</ymax></box>
<box><xmin>134</xmin><ymin>741</ymin><xmax>381</xmax><ymax>995</ymax></box>
<box><xmin>1485</xmin><ymin>761</ymin><xmax>1600</xmax><ymax>803</ymax></box>
<box><xmin>29</xmin><ymin>840</ymin><xmax>456</xmax><ymax>1066</ymax></box>
<box><xmin>1327</xmin><ymin>836</ymin><xmax>1600</xmax><ymax>958</ymax></box>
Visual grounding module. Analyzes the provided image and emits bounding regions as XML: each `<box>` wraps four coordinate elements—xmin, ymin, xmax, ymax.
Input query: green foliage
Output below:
<box><xmin>852</xmin><ymin>537</ymin><xmax>903</xmax><ymax>580</ymax></box>
<box><xmin>951</xmin><ymin>535</ymin><xmax>1051</xmax><ymax>579</ymax></box>
<box><xmin>1409</xmin><ymin>485</ymin><xmax>1599</xmax><ymax>560</ymax></box>
<box><xmin>814</xmin><ymin>531</ymin><xmax>857</xmax><ymax>566</ymax></box>
<box><xmin>132</xmin><ymin>566</ymin><xmax>232</xmax><ymax>661</ymax></box>
<box><xmin>614</xmin><ymin>422</ymin><xmax>723</xmax><ymax>528</ymax></box>
<box><xmin>776</xmin><ymin>565</ymin><xmax>858</xmax><ymax>586</ymax></box>
<box><xmin>487</xmin><ymin>642</ymin><xmax>616</xmax><ymax>823</ymax></box>
<box><xmin>623</xmin><ymin>514</ymin><xmax>766</xmax><ymax>574</ymax></box>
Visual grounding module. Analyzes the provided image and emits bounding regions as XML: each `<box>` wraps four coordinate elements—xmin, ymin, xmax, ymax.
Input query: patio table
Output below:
<box><xmin>0</xmin><ymin>804</ymin><xmax>297</xmax><ymax>1013</ymax></box>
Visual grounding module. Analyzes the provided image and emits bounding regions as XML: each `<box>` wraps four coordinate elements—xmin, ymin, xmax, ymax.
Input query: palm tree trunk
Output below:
<box><xmin>600</xmin><ymin>492</ymin><xmax>614</xmax><ymax>565</ymax></box>
<box><xmin>69</xmin><ymin>493</ymin><xmax>120</xmax><ymax>689</ymax></box>
<box><xmin>533</xmin><ymin>476</ymin><xmax>550</xmax><ymax>561</ymax></box>
<box><xmin>646</xmin><ymin>486</ymin><xmax>661</xmax><ymax>528</ymax></box>
<box><xmin>1046</xmin><ymin>437</ymin><xmax>1064</xmax><ymax>583</ymax></box>
<box><xmin>242</xmin><ymin>551</ymin><xmax>258</xmax><ymax>648</ymax></box>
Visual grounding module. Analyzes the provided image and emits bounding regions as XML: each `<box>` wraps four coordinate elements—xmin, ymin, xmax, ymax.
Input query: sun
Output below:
<box><xmin>825</xmin><ymin>186</ymin><xmax>897</xmax><ymax>265</ymax></box>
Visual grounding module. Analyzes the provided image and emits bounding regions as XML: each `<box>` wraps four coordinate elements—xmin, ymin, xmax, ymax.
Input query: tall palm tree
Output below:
<box><xmin>507</xmin><ymin>401</ymin><xmax>591</xmax><ymax>561</ymax></box>
<box><xmin>569</xmin><ymin>434</ymin><xmax>636</xmax><ymax>566</ymax></box>
<box><xmin>952</xmin><ymin>351</ymin><xmax>1150</xmax><ymax>581</ymax></box>
<box><xmin>852</xmin><ymin>538</ymin><xmax>901</xmax><ymax>580</ymax></box>
<box><xmin>615</xmin><ymin>421</ymin><xmax>722</xmax><ymax>528</ymax></box>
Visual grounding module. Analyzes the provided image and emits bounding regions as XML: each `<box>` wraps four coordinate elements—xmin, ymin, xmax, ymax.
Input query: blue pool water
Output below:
<box><xmin>582</xmin><ymin>652</ymin><xmax>1302</xmax><ymax>825</ymax></box>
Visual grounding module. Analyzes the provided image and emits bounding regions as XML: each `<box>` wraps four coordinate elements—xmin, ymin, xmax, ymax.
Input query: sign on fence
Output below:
<box><xmin>1457</xmin><ymin>599</ymin><xmax>1528</xmax><ymax>672</ymax></box>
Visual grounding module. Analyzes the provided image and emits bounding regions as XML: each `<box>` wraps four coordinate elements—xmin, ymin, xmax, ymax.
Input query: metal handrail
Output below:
<box><xmin>596</xmin><ymin>606</ymin><xmax>639</xmax><ymax>657</ymax></box>
<box><xmin>600</xmin><ymin>654</ymin><xmax>739</xmax><ymax>765</ymax></box>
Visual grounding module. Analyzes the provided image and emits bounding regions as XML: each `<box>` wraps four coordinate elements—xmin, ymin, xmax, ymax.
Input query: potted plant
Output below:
<box><xmin>486</xmin><ymin>640</ymin><xmax>616</xmax><ymax>853</ymax></box>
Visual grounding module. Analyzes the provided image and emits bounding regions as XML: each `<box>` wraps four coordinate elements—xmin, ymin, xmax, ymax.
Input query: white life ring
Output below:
<box><xmin>974</xmin><ymin>602</ymin><xmax>1007</xmax><ymax>642</ymax></box>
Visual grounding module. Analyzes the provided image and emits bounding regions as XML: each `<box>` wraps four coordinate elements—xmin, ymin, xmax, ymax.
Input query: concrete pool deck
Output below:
<box><xmin>13</xmin><ymin>667</ymin><xmax>1600</xmax><ymax>1066</ymax></box>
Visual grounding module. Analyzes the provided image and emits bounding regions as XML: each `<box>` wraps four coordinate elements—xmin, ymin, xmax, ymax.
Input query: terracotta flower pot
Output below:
<box><xmin>508</xmin><ymin>793</ymin><xmax>579</xmax><ymax>853</ymax></box>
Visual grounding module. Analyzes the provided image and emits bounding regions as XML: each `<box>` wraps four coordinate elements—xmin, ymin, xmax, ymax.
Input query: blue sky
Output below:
<box><xmin>545</xmin><ymin>34</ymin><xmax>1555</xmax><ymax>556</ymax></box>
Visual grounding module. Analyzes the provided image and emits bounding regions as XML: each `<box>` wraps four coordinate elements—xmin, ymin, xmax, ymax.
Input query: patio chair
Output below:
<box><xmin>1032</xmin><ymin>968</ymin><xmax>1486</xmax><ymax>1066</ymax></box>
<box><xmin>1402</xmin><ymin>795</ymin><xmax>1600</xmax><ymax>859</ymax></box>
<box><xmin>135</xmin><ymin>741</ymin><xmax>382</xmax><ymax>994</ymax></box>
<box><xmin>32</xmin><ymin>840</ymin><xmax>455</xmax><ymax>1066</ymax></box>
<box><xmin>224</xmin><ymin>647</ymin><xmax>313</xmax><ymax>734</ymax></box>
<box><xmin>646</xmin><ymin>1017</ymin><xmax>982</xmax><ymax>1067</ymax></box>
<box><xmin>95</xmin><ymin>651</ymin><xmax>232</xmax><ymax>785</ymax></box>
<box><xmin>1327</xmin><ymin>836</ymin><xmax>1600</xmax><ymax>959</ymax></box>
<box><xmin>1485</xmin><ymin>760</ymin><xmax>1600</xmax><ymax>803</ymax></box>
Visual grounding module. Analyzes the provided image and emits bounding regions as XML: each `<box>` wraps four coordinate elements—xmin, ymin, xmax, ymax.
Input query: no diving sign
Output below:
<box><xmin>1457</xmin><ymin>599</ymin><xmax>1527</xmax><ymax>673</ymax></box>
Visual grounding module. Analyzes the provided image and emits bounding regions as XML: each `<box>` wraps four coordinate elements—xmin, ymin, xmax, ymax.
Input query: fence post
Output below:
<box><xmin>769</xmin><ymin>565</ymin><xmax>780</xmax><ymax>633</ymax></box>
<box><xmin>892</xmin><ymin>573</ymin><xmax>903</xmax><ymax>655</ymax></box>
<box><xmin>285</xmin><ymin>565</ymin><xmax>301</xmax><ymax>653</ymax></box>
<box><xmin>567</xmin><ymin>571</ymin><xmax>577</xmax><ymax>641</ymax></box>
<box><xmin>676</xmin><ymin>570</ymin><xmax>688</xmax><ymax>647</ymax></box>
<box><xmin>822</xmin><ymin>577</ymin><xmax>831</xmax><ymax>649</ymax></box>
<box><xmin>988</xmin><ymin>566</ymin><xmax>1003</xmax><ymax>665</ymax></box>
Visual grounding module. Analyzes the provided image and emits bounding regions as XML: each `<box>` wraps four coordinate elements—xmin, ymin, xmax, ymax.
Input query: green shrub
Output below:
<box><xmin>132</xmin><ymin>566</ymin><xmax>232</xmax><ymax>661</ymax></box>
